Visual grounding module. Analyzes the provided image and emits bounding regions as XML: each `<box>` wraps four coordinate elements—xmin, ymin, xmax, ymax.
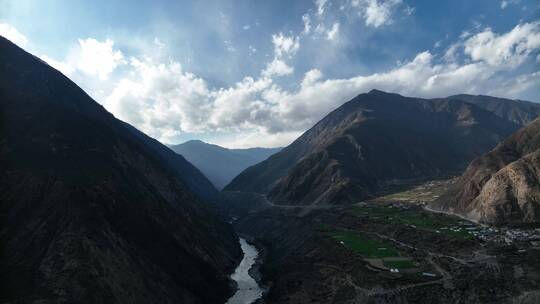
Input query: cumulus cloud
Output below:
<box><xmin>272</xmin><ymin>33</ymin><xmax>300</xmax><ymax>58</ymax></box>
<box><xmin>301</xmin><ymin>69</ymin><xmax>323</xmax><ymax>88</ymax></box>
<box><xmin>41</xmin><ymin>38</ymin><xmax>126</xmax><ymax>80</ymax></box>
<box><xmin>352</xmin><ymin>0</ymin><xmax>403</xmax><ymax>27</ymax></box>
<box><xmin>10</xmin><ymin>20</ymin><xmax>538</xmax><ymax>148</ymax></box>
<box><xmin>98</xmin><ymin>22</ymin><xmax>540</xmax><ymax>147</ymax></box>
<box><xmin>0</xmin><ymin>23</ymin><xmax>28</xmax><ymax>47</ymax></box>
<box><xmin>262</xmin><ymin>58</ymin><xmax>294</xmax><ymax>77</ymax></box>
<box><xmin>261</xmin><ymin>33</ymin><xmax>300</xmax><ymax>78</ymax></box>
<box><xmin>71</xmin><ymin>38</ymin><xmax>126</xmax><ymax>79</ymax></box>
<box><xmin>105</xmin><ymin>58</ymin><xmax>213</xmax><ymax>139</ymax></box>
<box><xmin>463</xmin><ymin>22</ymin><xmax>540</xmax><ymax>68</ymax></box>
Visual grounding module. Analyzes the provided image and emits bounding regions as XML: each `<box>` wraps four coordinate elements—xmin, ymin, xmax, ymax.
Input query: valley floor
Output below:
<box><xmin>230</xmin><ymin>179</ymin><xmax>540</xmax><ymax>304</ymax></box>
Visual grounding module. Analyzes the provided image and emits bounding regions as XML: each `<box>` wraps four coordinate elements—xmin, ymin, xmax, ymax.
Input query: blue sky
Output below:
<box><xmin>1</xmin><ymin>0</ymin><xmax>539</xmax><ymax>147</ymax></box>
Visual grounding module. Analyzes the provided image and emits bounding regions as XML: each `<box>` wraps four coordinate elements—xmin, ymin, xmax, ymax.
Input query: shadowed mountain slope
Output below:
<box><xmin>449</xmin><ymin>94</ymin><xmax>540</xmax><ymax>127</ymax></box>
<box><xmin>170</xmin><ymin>140</ymin><xmax>281</xmax><ymax>190</ymax></box>
<box><xmin>225</xmin><ymin>90</ymin><xmax>531</xmax><ymax>206</ymax></box>
<box><xmin>0</xmin><ymin>36</ymin><xmax>240</xmax><ymax>303</ymax></box>
<box><xmin>431</xmin><ymin>118</ymin><xmax>540</xmax><ymax>226</ymax></box>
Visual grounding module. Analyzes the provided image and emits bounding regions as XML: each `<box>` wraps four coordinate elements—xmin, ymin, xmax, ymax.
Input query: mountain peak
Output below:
<box><xmin>185</xmin><ymin>139</ymin><xmax>206</xmax><ymax>144</ymax></box>
<box><xmin>366</xmin><ymin>89</ymin><xmax>403</xmax><ymax>98</ymax></box>
<box><xmin>368</xmin><ymin>89</ymin><xmax>387</xmax><ymax>94</ymax></box>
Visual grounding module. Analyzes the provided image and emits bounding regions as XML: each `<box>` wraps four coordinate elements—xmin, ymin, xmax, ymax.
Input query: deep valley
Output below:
<box><xmin>231</xmin><ymin>179</ymin><xmax>540</xmax><ymax>303</ymax></box>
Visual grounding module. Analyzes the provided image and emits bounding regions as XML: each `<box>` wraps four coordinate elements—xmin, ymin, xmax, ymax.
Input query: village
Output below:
<box><xmin>384</xmin><ymin>201</ymin><xmax>540</xmax><ymax>249</ymax></box>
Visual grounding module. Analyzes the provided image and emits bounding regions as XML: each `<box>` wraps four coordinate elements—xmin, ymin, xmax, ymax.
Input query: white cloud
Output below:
<box><xmin>302</xmin><ymin>14</ymin><xmax>312</xmax><ymax>35</ymax></box>
<box><xmin>262</xmin><ymin>58</ymin><xmax>294</xmax><ymax>77</ymax></box>
<box><xmin>40</xmin><ymin>54</ymin><xmax>75</xmax><ymax>75</ymax></box>
<box><xmin>212</xmin><ymin>131</ymin><xmax>303</xmax><ymax>149</ymax></box>
<box><xmin>316</xmin><ymin>0</ymin><xmax>328</xmax><ymax>16</ymax></box>
<box><xmin>272</xmin><ymin>33</ymin><xmax>300</xmax><ymax>58</ymax></box>
<box><xmin>301</xmin><ymin>69</ymin><xmax>323</xmax><ymax>88</ymax></box>
<box><xmin>403</xmin><ymin>5</ymin><xmax>415</xmax><ymax>16</ymax></box>
<box><xmin>326</xmin><ymin>22</ymin><xmax>340</xmax><ymax>41</ymax></box>
<box><xmin>41</xmin><ymin>38</ymin><xmax>126</xmax><ymax>80</ymax></box>
<box><xmin>501</xmin><ymin>0</ymin><xmax>520</xmax><ymax>9</ymax></box>
<box><xmin>72</xmin><ymin>38</ymin><xmax>125</xmax><ymax>80</ymax></box>
<box><xmin>23</xmin><ymin>22</ymin><xmax>540</xmax><ymax>148</ymax></box>
<box><xmin>99</xmin><ymin>22</ymin><xmax>540</xmax><ymax>147</ymax></box>
<box><xmin>0</xmin><ymin>23</ymin><xmax>28</xmax><ymax>47</ymax></box>
<box><xmin>463</xmin><ymin>22</ymin><xmax>540</xmax><ymax>68</ymax></box>
<box><xmin>352</xmin><ymin>0</ymin><xmax>403</xmax><ymax>28</ymax></box>
<box><xmin>105</xmin><ymin>58</ymin><xmax>213</xmax><ymax>139</ymax></box>
<box><xmin>261</xmin><ymin>33</ymin><xmax>300</xmax><ymax>78</ymax></box>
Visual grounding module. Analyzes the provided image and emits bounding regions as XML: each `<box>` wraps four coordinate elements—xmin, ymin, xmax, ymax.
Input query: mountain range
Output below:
<box><xmin>170</xmin><ymin>140</ymin><xmax>281</xmax><ymax>190</ymax></box>
<box><xmin>225</xmin><ymin>90</ymin><xmax>540</xmax><ymax>207</ymax></box>
<box><xmin>0</xmin><ymin>36</ymin><xmax>240</xmax><ymax>303</ymax></box>
<box><xmin>431</xmin><ymin>117</ymin><xmax>540</xmax><ymax>226</ymax></box>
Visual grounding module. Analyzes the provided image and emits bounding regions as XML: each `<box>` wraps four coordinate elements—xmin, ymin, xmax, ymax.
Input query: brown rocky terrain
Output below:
<box><xmin>449</xmin><ymin>94</ymin><xmax>540</xmax><ymax>127</ymax></box>
<box><xmin>431</xmin><ymin>118</ymin><xmax>540</xmax><ymax>226</ymax></box>
<box><xmin>226</xmin><ymin>90</ymin><xmax>524</xmax><ymax>206</ymax></box>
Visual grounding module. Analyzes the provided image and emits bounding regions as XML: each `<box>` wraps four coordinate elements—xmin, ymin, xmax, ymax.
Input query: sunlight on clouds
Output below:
<box><xmin>40</xmin><ymin>38</ymin><xmax>126</xmax><ymax>80</ymax></box>
<box><xmin>0</xmin><ymin>23</ymin><xmax>28</xmax><ymax>47</ymax></box>
<box><xmin>4</xmin><ymin>19</ymin><xmax>539</xmax><ymax>148</ymax></box>
<box><xmin>301</xmin><ymin>69</ymin><xmax>323</xmax><ymax>88</ymax></box>
<box><xmin>352</xmin><ymin>0</ymin><xmax>403</xmax><ymax>28</ymax></box>
<box><xmin>89</xmin><ymin>22</ymin><xmax>540</xmax><ymax>146</ymax></box>
<box><xmin>262</xmin><ymin>58</ymin><xmax>294</xmax><ymax>77</ymax></box>
<box><xmin>72</xmin><ymin>38</ymin><xmax>126</xmax><ymax>80</ymax></box>
<box><xmin>464</xmin><ymin>22</ymin><xmax>540</xmax><ymax>68</ymax></box>
<box><xmin>272</xmin><ymin>33</ymin><xmax>300</xmax><ymax>58</ymax></box>
<box><xmin>105</xmin><ymin>58</ymin><xmax>212</xmax><ymax>139</ymax></box>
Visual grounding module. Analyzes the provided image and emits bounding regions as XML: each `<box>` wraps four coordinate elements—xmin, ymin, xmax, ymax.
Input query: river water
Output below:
<box><xmin>226</xmin><ymin>238</ymin><xmax>264</xmax><ymax>304</ymax></box>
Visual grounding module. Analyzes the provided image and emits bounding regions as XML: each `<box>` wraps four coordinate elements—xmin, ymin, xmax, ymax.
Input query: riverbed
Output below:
<box><xmin>226</xmin><ymin>238</ymin><xmax>264</xmax><ymax>304</ymax></box>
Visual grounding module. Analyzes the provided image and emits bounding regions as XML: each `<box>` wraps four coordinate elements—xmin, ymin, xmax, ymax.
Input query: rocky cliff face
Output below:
<box><xmin>226</xmin><ymin>90</ymin><xmax>523</xmax><ymax>206</ymax></box>
<box><xmin>0</xmin><ymin>36</ymin><xmax>241</xmax><ymax>303</ymax></box>
<box><xmin>431</xmin><ymin>118</ymin><xmax>540</xmax><ymax>226</ymax></box>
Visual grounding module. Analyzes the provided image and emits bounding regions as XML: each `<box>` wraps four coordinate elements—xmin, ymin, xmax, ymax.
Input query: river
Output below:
<box><xmin>226</xmin><ymin>238</ymin><xmax>264</xmax><ymax>304</ymax></box>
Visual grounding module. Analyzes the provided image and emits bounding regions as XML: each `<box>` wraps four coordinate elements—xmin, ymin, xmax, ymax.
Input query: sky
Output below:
<box><xmin>1</xmin><ymin>0</ymin><xmax>539</xmax><ymax>148</ymax></box>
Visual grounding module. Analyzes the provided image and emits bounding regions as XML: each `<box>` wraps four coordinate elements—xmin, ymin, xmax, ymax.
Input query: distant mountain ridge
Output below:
<box><xmin>170</xmin><ymin>140</ymin><xmax>281</xmax><ymax>190</ymax></box>
<box><xmin>449</xmin><ymin>94</ymin><xmax>540</xmax><ymax>127</ymax></box>
<box><xmin>0</xmin><ymin>36</ymin><xmax>239</xmax><ymax>303</ymax></box>
<box><xmin>225</xmin><ymin>90</ymin><xmax>538</xmax><ymax>206</ymax></box>
<box><xmin>431</xmin><ymin>117</ymin><xmax>540</xmax><ymax>226</ymax></box>
<box><xmin>123</xmin><ymin>128</ymin><xmax>218</xmax><ymax>200</ymax></box>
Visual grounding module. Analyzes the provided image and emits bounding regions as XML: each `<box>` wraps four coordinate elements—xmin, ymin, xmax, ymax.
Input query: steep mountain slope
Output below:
<box><xmin>431</xmin><ymin>118</ymin><xmax>540</xmax><ymax>226</ymax></box>
<box><xmin>225</xmin><ymin>90</ymin><xmax>524</xmax><ymax>206</ymax></box>
<box><xmin>122</xmin><ymin>126</ymin><xmax>218</xmax><ymax>201</ymax></box>
<box><xmin>450</xmin><ymin>94</ymin><xmax>540</xmax><ymax>127</ymax></box>
<box><xmin>170</xmin><ymin>140</ymin><xmax>280</xmax><ymax>190</ymax></box>
<box><xmin>0</xmin><ymin>36</ymin><xmax>240</xmax><ymax>303</ymax></box>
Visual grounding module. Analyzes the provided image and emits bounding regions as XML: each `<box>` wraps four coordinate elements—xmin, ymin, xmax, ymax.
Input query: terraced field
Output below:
<box><xmin>329</xmin><ymin>231</ymin><xmax>418</xmax><ymax>273</ymax></box>
<box><xmin>354</xmin><ymin>204</ymin><xmax>475</xmax><ymax>239</ymax></box>
<box><xmin>368</xmin><ymin>179</ymin><xmax>456</xmax><ymax>204</ymax></box>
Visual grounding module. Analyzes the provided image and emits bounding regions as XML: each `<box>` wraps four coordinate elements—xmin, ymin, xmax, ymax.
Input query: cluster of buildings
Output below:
<box><xmin>476</xmin><ymin>227</ymin><xmax>540</xmax><ymax>247</ymax></box>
